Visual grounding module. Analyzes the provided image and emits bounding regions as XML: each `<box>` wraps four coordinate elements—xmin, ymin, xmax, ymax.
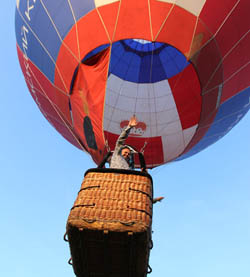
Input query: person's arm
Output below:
<box><xmin>116</xmin><ymin>125</ymin><xmax>132</xmax><ymax>147</ymax></box>
<box><xmin>115</xmin><ymin>115</ymin><xmax>138</xmax><ymax>147</ymax></box>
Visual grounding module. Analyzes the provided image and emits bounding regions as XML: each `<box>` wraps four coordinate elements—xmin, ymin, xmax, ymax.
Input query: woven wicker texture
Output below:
<box><xmin>67</xmin><ymin>171</ymin><xmax>153</xmax><ymax>233</ymax></box>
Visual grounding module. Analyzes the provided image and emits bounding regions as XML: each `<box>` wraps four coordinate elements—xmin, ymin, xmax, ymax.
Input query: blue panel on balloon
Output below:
<box><xmin>40</xmin><ymin>0</ymin><xmax>75</xmax><ymax>39</ymax></box>
<box><xmin>125</xmin><ymin>54</ymin><xmax>141</xmax><ymax>82</ymax></box>
<box><xmin>139</xmin><ymin>55</ymin><xmax>152</xmax><ymax>83</ymax></box>
<box><xmin>159</xmin><ymin>48</ymin><xmax>189</xmax><ymax>77</ymax></box>
<box><xmin>15</xmin><ymin>8</ymin><xmax>56</xmax><ymax>82</ymax></box>
<box><xmin>152</xmin><ymin>55</ymin><xmax>169</xmax><ymax>82</ymax></box>
<box><xmin>177</xmin><ymin>87</ymin><xmax>250</xmax><ymax>161</ymax></box>
<box><xmin>70</xmin><ymin>0</ymin><xmax>95</xmax><ymax>21</ymax></box>
<box><xmin>81</xmin><ymin>39</ymin><xmax>190</xmax><ymax>83</ymax></box>
<box><xmin>109</xmin><ymin>39</ymin><xmax>189</xmax><ymax>83</ymax></box>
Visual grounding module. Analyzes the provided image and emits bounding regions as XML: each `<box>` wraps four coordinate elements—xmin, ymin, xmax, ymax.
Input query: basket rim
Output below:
<box><xmin>84</xmin><ymin>168</ymin><xmax>153</xmax><ymax>184</ymax></box>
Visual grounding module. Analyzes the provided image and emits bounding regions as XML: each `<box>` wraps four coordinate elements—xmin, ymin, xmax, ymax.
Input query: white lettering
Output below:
<box><xmin>25</xmin><ymin>0</ymin><xmax>37</xmax><ymax>21</ymax></box>
<box><xmin>21</xmin><ymin>25</ymin><xmax>29</xmax><ymax>45</ymax></box>
<box><xmin>20</xmin><ymin>1</ymin><xmax>41</xmax><ymax>107</ymax></box>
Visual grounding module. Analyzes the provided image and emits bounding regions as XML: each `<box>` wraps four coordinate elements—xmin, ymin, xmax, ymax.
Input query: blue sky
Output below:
<box><xmin>1</xmin><ymin>2</ymin><xmax>250</xmax><ymax>277</ymax></box>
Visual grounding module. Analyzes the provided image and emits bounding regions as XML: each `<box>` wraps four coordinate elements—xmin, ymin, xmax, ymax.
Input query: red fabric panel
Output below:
<box><xmin>70</xmin><ymin>49</ymin><xmax>111</xmax><ymax>164</ymax></box>
<box><xmin>104</xmin><ymin>131</ymin><xmax>164</xmax><ymax>168</ymax></box>
<box><xmin>54</xmin><ymin>24</ymin><xmax>81</xmax><ymax>93</ymax></box>
<box><xmin>149</xmin><ymin>0</ymin><xmax>173</xmax><ymax>40</ymax></box>
<box><xmin>181</xmin><ymin>110</ymin><xmax>217</xmax><ymax>155</ymax></box>
<box><xmin>97</xmin><ymin>2</ymin><xmax>120</xmax><ymax>41</ymax></box>
<box><xmin>17</xmin><ymin>45</ymin><xmax>83</xmax><ymax>150</ymax></box>
<box><xmin>54</xmin><ymin>66</ymin><xmax>70</xmax><ymax>94</ymax></box>
<box><xmin>20</xmin><ymin>74</ymin><xmax>81</xmax><ymax>150</ymax></box>
<box><xmin>203</xmin><ymin>63</ymin><xmax>224</xmax><ymax>93</ymax></box>
<box><xmin>191</xmin><ymin>38</ymin><xmax>223</xmax><ymax>90</ymax></box>
<box><xmin>200</xmin><ymin>88</ymin><xmax>219</xmax><ymax>123</ymax></box>
<box><xmin>181</xmin><ymin>87</ymin><xmax>219</xmax><ymax>154</ymax></box>
<box><xmin>222</xmin><ymin>32</ymin><xmax>250</xmax><ymax>84</ymax></box>
<box><xmin>207</xmin><ymin>0</ymin><xmax>250</xmax><ymax>58</ymax></box>
<box><xmin>199</xmin><ymin>0</ymin><xmax>239</xmax><ymax>35</ymax></box>
<box><xmin>55</xmin><ymin>9</ymin><xmax>110</xmax><ymax>94</ymax></box>
<box><xmin>168</xmin><ymin>64</ymin><xmax>201</xmax><ymax>130</ymax></box>
<box><xmin>221</xmin><ymin>62</ymin><xmax>250</xmax><ymax>103</ymax></box>
<box><xmin>156</xmin><ymin>5</ymin><xmax>196</xmax><ymax>55</ymax></box>
<box><xmin>77</xmin><ymin>9</ymin><xmax>110</xmax><ymax>58</ymax></box>
<box><xmin>188</xmin><ymin>18</ymin><xmax>214</xmax><ymax>59</ymax></box>
<box><xmin>113</xmin><ymin>0</ymin><xmax>152</xmax><ymax>42</ymax></box>
<box><xmin>30</xmin><ymin>88</ymin><xmax>63</xmax><ymax>122</ymax></box>
<box><xmin>17</xmin><ymin>45</ymin><xmax>72</xmax><ymax>125</ymax></box>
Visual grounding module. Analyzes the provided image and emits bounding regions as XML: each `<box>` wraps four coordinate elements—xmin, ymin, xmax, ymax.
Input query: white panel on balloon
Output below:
<box><xmin>155</xmin><ymin>94</ymin><xmax>177</xmax><ymax>112</ymax></box>
<box><xmin>135</xmin><ymin>98</ymin><xmax>152</xmax><ymax>113</ymax></box>
<box><xmin>116</xmin><ymin>94</ymin><xmax>136</xmax><ymax>112</ymax></box>
<box><xmin>156</xmin><ymin>108</ymin><xmax>180</xmax><ymax>125</ymax></box>
<box><xmin>161</xmin><ymin>131</ymin><xmax>185</xmax><ymax>162</ymax></box>
<box><xmin>120</xmin><ymin>80</ymin><xmax>138</xmax><ymax>98</ymax></box>
<box><xmin>183</xmin><ymin>125</ymin><xmax>197</xmax><ymax>147</ymax></box>
<box><xmin>137</xmin><ymin>83</ymin><xmax>154</xmax><ymax>99</ymax></box>
<box><xmin>105</xmin><ymin>88</ymin><xmax>119</xmax><ymax>107</ymax></box>
<box><xmin>106</xmin><ymin>74</ymin><xmax>123</xmax><ymax>93</ymax></box>
<box><xmin>153</xmin><ymin>80</ymin><xmax>172</xmax><ymax>97</ymax></box>
<box><xmin>158</xmin><ymin>120</ymin><xmax>183</xmax><ymax>136</ymax></box>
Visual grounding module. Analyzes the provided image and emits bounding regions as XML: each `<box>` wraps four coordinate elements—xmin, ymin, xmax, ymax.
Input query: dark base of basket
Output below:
<box><xmin>67</xmin><ymin>226</ymin><xmax>151</xmax><ymax>277</ymax></box>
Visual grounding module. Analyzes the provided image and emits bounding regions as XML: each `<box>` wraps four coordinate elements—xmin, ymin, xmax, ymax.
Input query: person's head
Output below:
<box><xmin>121</xmin><ymin>146</ymin><xmax>131</xmax><ymax>161</ymax></box>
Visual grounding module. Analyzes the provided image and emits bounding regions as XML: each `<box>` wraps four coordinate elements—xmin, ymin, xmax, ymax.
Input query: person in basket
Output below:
<box><xmin>110</xmin><ymin>115</ymin><xmax>164</xmax><ymax>204</ymax></box>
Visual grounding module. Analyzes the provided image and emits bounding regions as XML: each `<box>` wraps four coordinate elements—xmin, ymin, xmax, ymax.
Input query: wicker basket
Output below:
<box><xmin>67</xmin><ymin>168</ymin><xmax>153</xmax><ymax>233</ymax></box>
<box><xmin>66</xmin><ymin>168</ymin><xmax>153</xmax><ymax>277</ymax></box>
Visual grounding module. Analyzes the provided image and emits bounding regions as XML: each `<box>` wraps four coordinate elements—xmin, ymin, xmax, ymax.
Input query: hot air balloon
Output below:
<box><xmin>15</xmin><ymin>0</ymin><xmax>250</xmax><ymax>276</ymax></box>
<box><xmin>15</xmin><ymin>0</ymin><xmax>250</xmax><ymax>168</ymax></box>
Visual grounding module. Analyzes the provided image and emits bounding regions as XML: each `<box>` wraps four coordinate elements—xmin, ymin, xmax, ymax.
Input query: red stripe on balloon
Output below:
<box><xmin>17</xmin><ymin>45</ymin><xmax>82</xmax><ymax>149</ymax></box>
<box><xmin>199</xmin><ymin>0</ymin><xmax>239</xmax><ymax>35</ymax></box>
<box><xmin>97</xmin><ymin>1</ymin><xmax>121</xmax><ymax>41</ymax></box>
<box><xmin>156</xmin><ymin>5</ymin><xmax>196</xmax><ymax>56</ymax></box>
<box><xmin>181</xmin><ymin>87</ymin><xmax>219</xmax><ymax>155</ymax></box>
<box><xmin>113</xmin><ymin>0</ymin><xmax>152</xmax><ymax>42</ymax></box>
<box><xmin>222</xmin><ymin>32</ymin><xmax>250</xmax><ymax>87</ymax></box>
<box><xmin>149</xmin><ymin>0</ymin><xmax>173</xmax><ymax>40</ymax></box>
<box><xmin>104</xmin><ymin>131</ymin><xmax>164</xmax><ymax>168</ymax></box>
<box><xmin>55</xmin><ymin>9</ymin><xmax>110</xmax><ymax>93</ymax></box>
<box><xmin>214</xmin><ymin>0</ymin><xmax>250</xmax><ymax>59</ymax></box>
<box><xmin>17</xmin><ymin>45</ymin><xmax>72</xmax><ymax>125</ymax></box>
<box><xmin>168</xmin><ymin>64</ymin><xmax>201</xmax><ymax>130</ymax></box>
<box><xmin>222</xmin><ymin>62</ymin><xmax>250</xmax><ymax>103</ymax></box>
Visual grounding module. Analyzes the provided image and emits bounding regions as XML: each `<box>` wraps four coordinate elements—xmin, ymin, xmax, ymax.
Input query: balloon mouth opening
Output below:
<box><xmin>81</xmin><ymin>39</ymin><xmax>190</xmax><ymax>83</ymax></box>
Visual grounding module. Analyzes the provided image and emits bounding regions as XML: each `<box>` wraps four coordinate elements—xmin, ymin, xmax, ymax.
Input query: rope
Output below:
<box><xmin>140</xmin><ymin>141</ymin><xmax>148</xmax><ymax>154</ymax></box>
<box><xmin>78</xmin><ymin>185</ymin><xmax>101</xmax><ymax>193</ymax></box>
<box><xmin>129</xmin><ymin>187</ymin><xmax>153</xmax><ymax>201</ymax></box>
<box><xmin>127</xmin><ymin>206</ymin><xmax>152</xmax><ymax>218</ymax></box>
<box><xmin>71</xmin><ymin>203</ymin><xmax>95</xmax><ymax>210</ymax></box>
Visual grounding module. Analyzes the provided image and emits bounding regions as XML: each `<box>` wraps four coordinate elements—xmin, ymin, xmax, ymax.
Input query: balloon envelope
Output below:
<box><xmin>15</xmin><ymin>0</ymin><xmax>250</xmax><ymax>167</ymax></box>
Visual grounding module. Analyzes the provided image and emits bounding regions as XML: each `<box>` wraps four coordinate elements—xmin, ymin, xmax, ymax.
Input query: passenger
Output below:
<box><xmin>110</xmin><ymin>115</ymin><xmax>164</xmax><ymax>204</ymax></box>
<box><xmin>110</xmin><ymin>115</ymin><xmax>138</xmax><ymax>170</ymax></box>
